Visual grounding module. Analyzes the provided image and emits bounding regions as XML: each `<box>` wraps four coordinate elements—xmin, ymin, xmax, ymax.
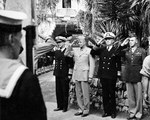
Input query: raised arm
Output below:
<box><xmin>64</xmin><ymin>44</ymin><xmax>74</xmax><ymax>57</ymax></box>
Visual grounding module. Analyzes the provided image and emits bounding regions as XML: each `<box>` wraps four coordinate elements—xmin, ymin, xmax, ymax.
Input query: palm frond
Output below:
<box><xmin>130</xmin><ymin>0</ymin><xmax>141</xmax><ymax>9</ymax></box>
<box><xmin>96</xmin><ymin>0</ymin><xmax>140</xmax><ymax>37</ymax></box>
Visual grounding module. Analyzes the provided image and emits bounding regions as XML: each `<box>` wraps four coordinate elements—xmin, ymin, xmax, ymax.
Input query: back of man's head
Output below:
<box><xmin>0</xmin><ymin>10</ymin><xmax>27</xmax><ymax>46</ymax></box>
<box><xmin>0</xmin><ymin>10</ymin><xmax>27</xmax><ymax>59</ymax></box>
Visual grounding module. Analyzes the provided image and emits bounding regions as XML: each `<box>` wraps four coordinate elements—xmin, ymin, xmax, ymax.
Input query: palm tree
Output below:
<box><xmin>47</xmin><ymin>0</ymin><xmax>59</xmax><ymax>15</ymax></box>
<box><xmin>36</xmin><ymin>0</ymin><xmax>59</xmax><ymax>24</ymax></box>
<box><xmin>131</xmin><ymin>0</ymin><xmax>150</xmax><ymax>37</ymax></box>
<box><xmin>75</xmin><ymin>0</ymin><xmax>93</xmax><ymax>35</ymax></box>
<box><xmin>127</xmin><ymin>0</ymin><xmax>150</xmax><ymax>50</ymax></box>
<box><xmin>94</xmin><ymin>0</ymin><xmax>140</xmax><ymax>40</ymax></box>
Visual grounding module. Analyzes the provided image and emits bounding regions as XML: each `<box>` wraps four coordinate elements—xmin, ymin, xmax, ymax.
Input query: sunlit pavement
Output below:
<box><xmin>38</xmin><ymin>71</ymin><xmax>150</xmax><ymax>120</ymax></box>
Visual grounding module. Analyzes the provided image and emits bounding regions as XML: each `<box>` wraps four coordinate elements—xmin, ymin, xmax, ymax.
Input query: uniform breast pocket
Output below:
<box><xmin>135</xmin><ymin>53</ymin><xmax>142</xmax><ymax>56</ymax></box>
<box><xmin>134</xmin><ymin>54</ymin><xmax>142</xmax><ymax>60</ymax></box>
<box><xmin>83</xmin><ymin>53</ymin><xmax>89</xmax><ymax>57</ymax></box>
<box><xmin>82</xmin><ymin>53</ymin><xmax>89</xmax><ymax>60</ymax></box>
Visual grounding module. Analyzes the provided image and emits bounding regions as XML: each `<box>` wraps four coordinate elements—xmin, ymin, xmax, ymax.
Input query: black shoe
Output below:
<box><xmin>54</xmin><ymin>108</ymin><xmax>62</xmax><ymax>111</ymax></box>
<box><xmin>81</xmin><ymin>113</ymin><xmax>89</xmax><ymax>117</ymax></box>
<box><xmin>102</xmin><ymin>112</ymin><xmax>111</xmax><ymax>117</ymax></box>
<box><xmin>74</xmin><ymin>112</ymin><xmax>83</xmax><ymax>116</ymax></box>
<box><xmin>62</xmin><ymin>109</ymin><xmax>67</xmax><ymax>112</ymax></box>
<box><xmin>111</xmin><ymin>113</ymin><xmax>116</xmax><ymax>119</ymax></box>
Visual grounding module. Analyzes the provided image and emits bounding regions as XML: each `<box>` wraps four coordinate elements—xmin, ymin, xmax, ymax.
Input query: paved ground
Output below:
<box><xmin>38</xmin><ymin>71</ymin><xmax>150</xmax><ymax>120</ymax></box>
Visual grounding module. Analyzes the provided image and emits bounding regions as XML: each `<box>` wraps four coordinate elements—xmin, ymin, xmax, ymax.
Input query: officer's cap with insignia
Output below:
<box><xmin>103</xmin><ymin>32</ymin><xmax>115</xmax><ymax>39</ymax></box>
<box><xmin>0</xmin><ymin>10</ymin><xmax>27</xmax><ymax>33</ymax></box>
<box><xmin>55</xmin><ymin>36</ymin><xmax>67</xmax><ymax>43</ymax></box>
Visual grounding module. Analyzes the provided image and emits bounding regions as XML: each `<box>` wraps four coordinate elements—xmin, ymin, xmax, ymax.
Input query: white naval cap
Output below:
<box><xmin>55</xmin><ymin>36</ymin><xmax>67</xmax><ymax>43</ymax></box>
<box><xmin>0</xmin><ymin>10</ymin><xmax>27</xmax><ymax>33</ymax></box>
<box><xmin>103</xmin><ymin>32</ymin><xmax>116</xmax><ymax>39</ymax></box>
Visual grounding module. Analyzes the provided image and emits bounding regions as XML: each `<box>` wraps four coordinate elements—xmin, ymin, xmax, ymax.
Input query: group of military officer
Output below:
<box><xmin>1</xmin><ymin>9</ymin><xmax>148</xmax><ymax>120</ymax></box>
<box><xmin>53</xmin><ymin>32</ymin><xmax>121</xmax><ymax>118</ymax></box>
<box><xmin>53</xmin><ymin>31</ymin><xmax>149</xmax><ymax>120</ymax></box>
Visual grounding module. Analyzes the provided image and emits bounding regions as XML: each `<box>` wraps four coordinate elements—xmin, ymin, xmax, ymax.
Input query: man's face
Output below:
<box><xmin>129</xmin><ymin>37</ymin><xmax>137</xmax><ymax>47</ymax></box>
<box><xmin>78</xmin><ymin>36</ymin><xmax>86</xmax><ymax>48</ymax></box>
<box><xmin>58</xmin><ymin>41</ymin><xmax>65</xmax><ymax>48</ymax></box>
<box><xmin>105</xmin><ymin>38</ymin><xmax>114</xmax><ymax>46</ymax></box>
<box><xmin>65</xmin><ymin>41</ymin><xmax>70</xmax><ymax>47</ymax></box>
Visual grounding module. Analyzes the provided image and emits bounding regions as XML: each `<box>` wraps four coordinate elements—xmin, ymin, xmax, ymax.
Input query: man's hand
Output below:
<box><xmin>117</xmin><ymin>71</ymin><xmax>121</xmax><ymax>77</ymax></box>
<box><xmin>121</xmin><ymin>38</ymin><xmax>129</xmax><ymax>46</ymax></box>
<box><xmin>68</xmin><ymin>74</ymin><xmax>72</xmax><ymax>79</ymax></box>
<box><xmin>144</xmin><ymin>93</ymin><xmax>148</xmax><ymax>101</ymax></box>
<box><xmin>88</xmin><ymin>77</ymin><xmax>94</xmax><ymax>86</ymax></box>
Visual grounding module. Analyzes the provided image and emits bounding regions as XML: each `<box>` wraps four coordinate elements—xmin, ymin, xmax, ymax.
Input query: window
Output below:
<box><xmin>62</xmin><ymin>0</ymin><xmax>71</xmax><ymax>8</ymax></box>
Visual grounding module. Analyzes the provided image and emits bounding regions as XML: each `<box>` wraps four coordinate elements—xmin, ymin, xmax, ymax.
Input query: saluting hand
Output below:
<box><xmin>121</xmin><ymin>38</ymin><xmax>129</xmax><ymax>46</ymax></box>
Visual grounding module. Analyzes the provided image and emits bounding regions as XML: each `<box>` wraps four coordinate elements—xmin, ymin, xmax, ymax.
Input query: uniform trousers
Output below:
<box><xmin>101</xmin><ymin>78</ymin><xmax>117</xmax><ymax>114</ymax></box>
<box><xmin>126</xmin><ymin>82</ymin><xmax>142</xmax><ymax>118</ymax></box>
<box><xmin>75</xmin><ymin>81</ymin><xmax>90</xmax><ymax>114</ymax></box>
<box><xmin>55</xmin><ymin>76</ymin><xmax>70</xmax><ymax>110</ymax></box>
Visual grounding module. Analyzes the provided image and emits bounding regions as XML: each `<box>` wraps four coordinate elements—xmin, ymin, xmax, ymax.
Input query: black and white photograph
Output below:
<box><xmin>1</xmin><ymin>0</ymin><xmax>150</xmax><ymax>120</ymax></box>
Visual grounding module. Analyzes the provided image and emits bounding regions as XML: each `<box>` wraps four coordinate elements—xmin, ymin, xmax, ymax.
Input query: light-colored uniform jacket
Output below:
<box><xmin>71</xmin><ymin>47</ymin><xmax>95</xmax><ymax>82</ymax></box>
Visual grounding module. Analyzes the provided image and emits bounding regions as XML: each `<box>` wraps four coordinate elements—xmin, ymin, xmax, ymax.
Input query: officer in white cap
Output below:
<box><xmin>0</xmin><ymin>10</ymin><xmax>47</xmax><ymax>120</ymax></box>
<box><xmin>90</xmin><ymin>32</ymin><xmax>121</xmax><ymax>118</ymax></box>
<box><xmin>53</xmin><ymin>35</ymin><xmax>74</xmax><ymax>112</ymax></box>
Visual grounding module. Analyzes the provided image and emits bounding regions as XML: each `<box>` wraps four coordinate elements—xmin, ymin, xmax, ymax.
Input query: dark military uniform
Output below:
<box><xmin>122</xmin><ymin>47</ymin><xmax>146</xmax><ymax>83</ymax></box>
<box><xmin>0</xmin><ymin>10</ymin><xmax>46</xmax><ymax>120</ymax></box>
<box><xmin>53</xmin><ymin>48</ymin><xmax>73</xmax><ymax>111</ymax></box>
<box><xmin>121</xmin><ymin>46</ymin><xmax>146</xmax><ymax>118</ymax></box>
<box><xmin>91</xmin><ymin>46</ymin><xmax>121</xmax><ymax>115</ymax></box>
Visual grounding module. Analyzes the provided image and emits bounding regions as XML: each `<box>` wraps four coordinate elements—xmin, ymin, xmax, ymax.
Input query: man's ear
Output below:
<box><xmin>8</xmin><ymin>34</ymin><xmax>16</xmax><ymax>44</ymax></box>
<box><xmin>8</xmin><ymin>34</ymin><xmax>13</xmax><ymax>44</ymax></box>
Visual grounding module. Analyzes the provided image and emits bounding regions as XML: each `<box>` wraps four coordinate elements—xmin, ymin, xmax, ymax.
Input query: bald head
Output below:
<box><xmin>78</xmin><ymin>35</ymin><xmax>86</xmax><ymax>48</ymax></box>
